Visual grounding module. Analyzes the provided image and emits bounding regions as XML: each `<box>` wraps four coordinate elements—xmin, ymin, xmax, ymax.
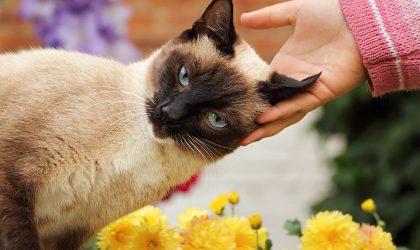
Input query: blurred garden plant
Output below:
<box><xmin>313</xmin><ymin>86</ymin><xmax>420</xmax><ymax>249</ymax></box>
<box><xmin>88</xmin><ymin>194</ymin><xmax>406</xmax><ymax>250</ymax></box>
<box><xmin>19</xmin><ymin>0</ymin><xmax>139</xmax><ymax>63</ymax></box>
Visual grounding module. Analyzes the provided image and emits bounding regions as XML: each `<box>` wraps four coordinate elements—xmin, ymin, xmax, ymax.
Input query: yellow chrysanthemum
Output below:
<box><xmin>209</xmin><ymin>194</ymin><xmax>229</xmax><ymax>215</ymax></box>
<box><xmin>223</xmin><ymin>217</ymin><xmax>269</xmax><ymax>250</ymax></box>
<box><xmin>180</xmin><ymin>216</ymin><xmax>236</xmax><ymax>250</ymax></box>
<box><xmin>360</xmin><ymin>224</ymin><xmax>396</xmax><ymax>250</ymax></box>
<box><xmin>126</xmin><ymin>205</ymin><xmax>168</xmax><ymax>227</ymax></box>
<box><xmin>301</xmin><ymin>211</ymin><xmax>361</xmax><ymax>250</ymax></box>
<box><xmin>177</xmin><ymin>207</ymin><xmax>209</xmax><ymax>228</ymax></box>
<box><xmin>127</xmin><ymin>225</ymin><xmax>180</xmax><ymax>250</ymax></box>
<box><xmin>361</xmin><ymin>199</ymin><xmax>377</xmax><ymax>214</ymax></box>
<box><xmin>228</xmin><ymin>192</ymin><xmax>240</xmax><ymax>205</ymax></box>
<box><xmin>248</xmin><ymin>213</ymin><xmax>262</xmax><ymax>230</ymax></box>
<box><xmin>97</xmin><ymin>218</ymin><xmax>136</xmax><ymax>250</ymax></box>
<box><xmin>224</xmin><ymin>217</ymin><xmax>255</xmax><ymax>250</ymax></box>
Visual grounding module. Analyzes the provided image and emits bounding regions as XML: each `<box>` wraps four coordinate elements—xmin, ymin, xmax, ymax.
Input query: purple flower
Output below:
<box><xmin>20</xmin><ymin>0</ymin><xmax>140</xmax><ymax>63</ymax></box>
<box><xmin>65</xmin><ymin>0</ymin><xmax>92</xmax><ymax>13</ymax></box>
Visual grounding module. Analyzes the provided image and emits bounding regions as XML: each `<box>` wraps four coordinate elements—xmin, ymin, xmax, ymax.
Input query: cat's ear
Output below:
<box><xmin>190</xmin><ymin>0</ymin><xmax>237</xmax><ymax>55</ymax></box>
<box><xmin>258</xmin><ymin>72</ymin><xmax>322</xmax><ymax>105</ymax></box>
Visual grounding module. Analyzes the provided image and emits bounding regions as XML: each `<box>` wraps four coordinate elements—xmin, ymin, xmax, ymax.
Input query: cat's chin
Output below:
<box><xmin>146</xmin><ymin>123</ymin><xmax>175</xmax><ymax>145</ymax></box>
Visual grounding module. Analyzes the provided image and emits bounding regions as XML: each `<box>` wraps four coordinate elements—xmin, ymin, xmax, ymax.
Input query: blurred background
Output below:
<box><xmin>1</xmin><ymin>0</ymin><xmax>419</xmax><ymax>249</ymax></box>
<box><xmin>0</xmin><ymin>0</ymin><xmax>292</xmax><ymax>61</ymax></box>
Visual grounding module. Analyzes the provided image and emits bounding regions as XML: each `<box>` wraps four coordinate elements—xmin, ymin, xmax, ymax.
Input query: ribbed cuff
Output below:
<box><xmin>339</xmin><ymin>0</ymin><xmax>400</xmax><ymax>96</ymax></box>
<box><xmin>367</xmin><ymin>61</ymin><xmax>402</xmax><ymax>96</ymax></box>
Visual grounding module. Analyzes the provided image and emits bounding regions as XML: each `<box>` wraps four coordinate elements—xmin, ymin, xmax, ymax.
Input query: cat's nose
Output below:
<box><xmin>160</xmin><ymin>102</ymin><xmax>185</xmax><ymax>124</ymax></box>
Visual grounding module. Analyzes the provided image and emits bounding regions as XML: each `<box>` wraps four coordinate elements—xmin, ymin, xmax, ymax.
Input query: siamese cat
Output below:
<box><xmin>0</xmin><ymin>0</ymin><xmax>320</xmax><ymax>249</ymax></box>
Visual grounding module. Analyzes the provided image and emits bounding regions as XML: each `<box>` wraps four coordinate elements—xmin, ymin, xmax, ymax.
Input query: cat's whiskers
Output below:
<box><xmin>18</xmin><ymin>83</ymin><xmax>149</xmax><ymax>113</ymax></box>
<box><xmin>198</xmin><ymin>138</ymin><xmax>219</xmax><ymax>158</ymax></box>
<box><xmin>143</xmin><ymin>88</ymin><xmax>156</xmax><ymax>104</ymax></box>
<box><xmin>93</xmin><ymin>87</ymin><xmax>153</xmax><ymax>112</ymax></box>
<box><xmin>187</xmin><ymin>134</ymin><xmax>207</xmax><ymax>156</ymax></box>
<box><xmin>103</xmin><ymin>112</ymin><xmax>143</xmax><ymax>136</ymax></box>
<box><xmin>185</xmin><ymin>134</ymin><xmax>209</xmax><ymax>164</ymax></box>
<box><xmin>180</xmin><ymin>134</ymin><xmax>198</xmax><ymax>161</ymax></box>
<box><xmin>97</xmin><ymin>86</ymin><xmax>156</xmax><ymax>108</ymax></box>
<box><xmin>189</xmin><ymin>135</ymin><xmax>218</xmax><ymax>162</ymax></box>
<box><xmin>184</xmin><ymin>134</ymin><xmax>208</xmax><ymax>164</ymax></box>
<box><xmin>94</xmin><ymin>100</ymin><xmax>137</xmax><ymax>107</ymax></box>
<box><xmin>102</xmin><ymin>113</ymin><xmax>136</xmax><ymax>135</ymax></box>
<box><xmin>96</xmin><ymin>100</ymin><xmax>153</xmax><ymax>112</ymax></box>
<box><xmin>144</xmin><ymin>106</ymin><xmax>153</xmax><ymax>120</ymax></box>
<box><xmin>91</xmin><ymin>90</ymin><xmax>149</xmax><ymax>103</ymax></box>
<box><xmin>94</xmin><ymin>109</ymin><xmax>141</xmax><ymax>131</ymax></box>
<box><xmin>101</xmin><ymin>110</ymin><xmax>151</xmax><ymax>139</ymax></box>
<box><xmin>98</xmin><ymin>86</ymin><xmax>144</xmax><ymax>101</ymax></box>
<box><xmin>176</xmin><ymin>134</ymin><xmax>191</xmax><ymax>155</ymax></box>
<box><xmin>196</xmin><ymin>136</ymin><xmax>234</xmax><ymax>150</ymax></box>
<box><xmin>88</xmin><ymin>94</ymin><xmax>153</xmax><ymax>119</ymax></box>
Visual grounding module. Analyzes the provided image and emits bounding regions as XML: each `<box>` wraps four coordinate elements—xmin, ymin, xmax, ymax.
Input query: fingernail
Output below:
<box><xmin>240</xmin><ymin>13</ymin><xmax>250</xmax><ymax>23</ymax></box>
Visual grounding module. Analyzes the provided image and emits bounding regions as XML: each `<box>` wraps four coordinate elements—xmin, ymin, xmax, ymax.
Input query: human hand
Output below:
<box><xmin>240</xmin><ymin>0</ymin><xmax>367</xmax><ymax>145</ymax></box>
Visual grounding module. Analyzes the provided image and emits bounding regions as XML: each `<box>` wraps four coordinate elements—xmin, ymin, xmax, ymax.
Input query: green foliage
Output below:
<box><xmin>265</xmin><ymin>238</ymin><xmax>273</xmax><ymax>250</ymax></box>
<box><xmin>81</xmin><ymin>237</ymin><xmax>98</xmax><ymax>250</ymax></box>
<box><xmin>312</xmin><ymin>85</ymin><xmax>420</xmax><ymax>249</ymax></box>
<box><xmin>283</xmin><ymin>218</ymin><xmax>302</xmax><ymax>237</ymax></box>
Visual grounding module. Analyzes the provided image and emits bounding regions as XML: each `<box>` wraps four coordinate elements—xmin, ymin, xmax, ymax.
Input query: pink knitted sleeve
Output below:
<box><xmin>339</xmin><ymin>0</ymin><xmax>420</xmax><ymax>96</ymax></box>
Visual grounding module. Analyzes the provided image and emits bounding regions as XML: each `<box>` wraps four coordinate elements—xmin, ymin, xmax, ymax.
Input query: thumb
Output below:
<box><xmin>240</xmin><ymin>1</ymin><xmax>298</xmax><ymax>29</ymax></box>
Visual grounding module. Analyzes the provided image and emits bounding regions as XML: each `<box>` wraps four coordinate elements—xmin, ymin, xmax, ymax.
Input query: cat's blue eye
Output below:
<box><xmin>178</xmin><ymin>65</ymin><xmax>189</xmax><ymax>86</ymax></box>
<box><xmin>207</xmin><ymin>112</ymin><xmax>227</xmax><ymax>128</ymax></box>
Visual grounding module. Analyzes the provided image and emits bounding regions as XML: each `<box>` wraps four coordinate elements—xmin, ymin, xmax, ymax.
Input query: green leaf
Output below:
<box><xmin>80</xmin><ymin>236</ymin><xmax>98</xmax><ymax>250</ymax></box>
<box><xmin>396</xmin><ymin>247</ymin><xmax>411</xmax><ymax>250</ymax></box>
<box><xmin>265</xmin><ymin>238</ymin><xmax>273</xmax><ymax>250</ymax></box>
<box><xmin>283</xmin><ymin>218</ymin><xmax>302</xmax><ymax>237</ymax></box>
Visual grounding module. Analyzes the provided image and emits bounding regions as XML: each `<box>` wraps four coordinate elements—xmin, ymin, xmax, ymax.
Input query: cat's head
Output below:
<box><xmin>146</xmin><ymin>0</ymin><xmax>320</xmax><ymax>161</ymax></box>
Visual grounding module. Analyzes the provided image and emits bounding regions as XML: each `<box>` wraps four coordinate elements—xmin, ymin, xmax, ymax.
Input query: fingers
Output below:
<box><xmin>257</xmin><ymin>92</ymin><xmax>318</xmax><ymax>123</ymax></box>
<box><xmin>257</xmin><ymin>77</ymin><xmax>336</xmax><ymax>123</ymax></box>
<box><xmin>241</xmin><ymin>112</ymin><xmax>306</xmax><ymax>146</ymax></box>
<box><xmin>240</xmin><ymin>1</ymin><xmax>298</xmax><ymax>29</ymax></box>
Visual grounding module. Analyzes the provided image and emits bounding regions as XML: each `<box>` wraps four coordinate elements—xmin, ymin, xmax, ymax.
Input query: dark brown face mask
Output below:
<box><xmin>146</xmin><ymin>0</ymin><xmax>321</xmax><ymax>158</ymax></box>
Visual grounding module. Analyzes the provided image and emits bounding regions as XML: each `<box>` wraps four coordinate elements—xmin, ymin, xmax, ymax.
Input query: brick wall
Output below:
<box><xmin>0</xmin><ymin>0</ymin><xmax>292</xmax><ymax>62</ymax></box>
<box><xmin>0</xmin><ymin>0</ymin><xmax>40</xmax><ymax>51</ymax></box>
